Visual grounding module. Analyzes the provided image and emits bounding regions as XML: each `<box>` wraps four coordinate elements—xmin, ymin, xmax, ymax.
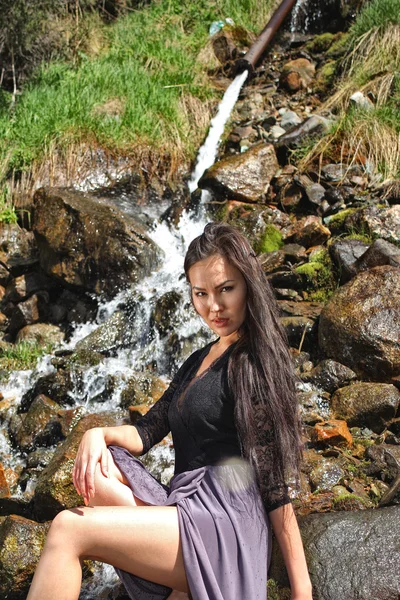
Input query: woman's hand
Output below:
<box><xmin>72</xmin><ymin>427</ymin><xmax>109</xmax><ymax>505</ymax></box>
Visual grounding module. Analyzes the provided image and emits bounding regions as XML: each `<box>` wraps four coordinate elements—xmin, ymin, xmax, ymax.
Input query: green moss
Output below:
<box><xmin>305</xmin><ymin>32</ymin><xmax>335</xmax><ymax>54</ymax></box>
<box><xmin>267</xmin><ymin>579</ymin><xmax>291</xmax><ymax>600</ymax></box>
<box><xmin>331</xmin><ymin>492</ymin><xmax>371</xmax><ymax>509</ymax></box>
<box><xmin>325</xmin><ymin>208</ymin><xmax>358</xmax><ymax>233</ymax></box>
<box><xmin>295</xmin><ymin>248</ymin><xmax>337</xmax><ymax>301</ymax></box>
<box><xmin>256</xmin><ymin>224</ymin><xmax>284</xmax><ymax>254</ymax></box>
<box><xmin>343</xmin><ymin>232</ymin><xmax>374</xmax><ymax>244</ymax></box>
<box><xmin>326</xmin><ymin>32</ymin><xmax>351</xmax><ymax>59</ymax></box>
<box><xmin>315</xmin><ymin>60</ymin><xmax>338</xmax><ymax>94</ymax></box>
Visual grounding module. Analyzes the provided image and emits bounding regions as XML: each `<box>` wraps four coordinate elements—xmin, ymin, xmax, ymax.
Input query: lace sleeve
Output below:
<box><xmin>135</xmin><ymin>348</ymin><xmax>204</xmax><ymax>454</ymax></box>
<box><xmin>253</xmin><ymin>403</ymin><xmax>291</xmax><ymax>515</ymax></box>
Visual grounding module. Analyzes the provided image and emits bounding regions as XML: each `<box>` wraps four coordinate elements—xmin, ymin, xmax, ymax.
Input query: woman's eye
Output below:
<box><xmin>194</xmin><ymin>291</ymin><xmax>206</xmax><ymax>297</ymax></box>
<box><xmin>221</xmin><ymin>286</ymin><xmax>233</xmax><ymax>292</ymax></box>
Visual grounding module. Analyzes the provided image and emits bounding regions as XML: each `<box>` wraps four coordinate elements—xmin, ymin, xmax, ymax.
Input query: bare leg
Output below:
<box><xmin>27</xmin><ymin>505</ymin><xmax>188</xmax><ymax>600</ymax></box>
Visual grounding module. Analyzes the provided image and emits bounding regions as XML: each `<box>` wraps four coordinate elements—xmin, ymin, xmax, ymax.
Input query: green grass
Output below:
<box><xmin>0</xmin><ymin>341</ymin><xmax>54</xmax><ymax>373</ymax></box>
<box><xmin>0</xmin><ymin>0</ymin><xmax>273</xmax><ymax>182</ymax></box>
<box><xmin>350</xmin><ymin>0</ymin><xmax>400</xmax><ymax>39</ymax></box>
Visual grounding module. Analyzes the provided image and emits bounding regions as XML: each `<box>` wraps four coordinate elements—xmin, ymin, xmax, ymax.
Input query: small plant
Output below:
<box><xmin>0</xmin><ymin>187</ymin><xmax>18</xmax><ymax>224</ymax></box>
<box><xmin>0</xmin><ymin>341</ymin><xmax>54</xmax><ymax>372</ymax></box>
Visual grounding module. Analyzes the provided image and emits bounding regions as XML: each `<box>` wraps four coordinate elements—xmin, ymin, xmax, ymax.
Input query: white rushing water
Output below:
<box><xmin>188</xmin><ymin>69</ymin><xmax>249</xmax><ymax>199</ymax></box>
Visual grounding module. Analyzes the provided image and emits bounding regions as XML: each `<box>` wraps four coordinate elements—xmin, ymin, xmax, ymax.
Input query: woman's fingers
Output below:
<box><xmin>101</xmin><ymin>447</ymin><xmax>109</xmax><ymax>478</ymax></box>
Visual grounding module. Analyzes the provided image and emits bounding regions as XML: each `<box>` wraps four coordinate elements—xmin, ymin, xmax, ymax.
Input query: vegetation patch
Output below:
<box><xmin>255</xmin><ymin>224</ymin><xmax>284</xmax><ymax>254</ymax></box>
<box><xmin>295</xmin><ymin>249</ymin><xmax>337</xmax><ymax>302</ymax></box>
<box><xmin>0</xmin><ymin>341</ymin><xmax>54</xmax><ymax>373</ymax></box>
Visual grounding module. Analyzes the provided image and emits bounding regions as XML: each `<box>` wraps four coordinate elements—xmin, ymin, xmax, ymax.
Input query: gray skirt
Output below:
<box><xmin>109</xmin><ymin>446</ymin><xmax>271</xmax><ymax>600</ymax></box>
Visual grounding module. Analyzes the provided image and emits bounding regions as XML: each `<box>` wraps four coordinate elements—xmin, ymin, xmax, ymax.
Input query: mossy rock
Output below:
<box><xmin>120</xmin><ymin>372</ymin><xmax>167</xmax><ymax>409</ymax></box>
<box><xmin>315</xmin><ymin>60</ymin><xmax>338</xmax><ymax>94</ymax></box>
<box><xmin>305</xmin><ymin>32</ymin><xmax>336</xmax><ymax>55</ymax></box>
<box><xmin>295</xmin><ymin>249</ymin><xmax>336</xmax><ymax>301</ymax></box>
<box><xmin>325</xmin><ymin>208</ymin><xmax>358</xmax><ymax>234</ymax></box>
<box><xmin>255</xmin><ymin>224</ymin><xmax>284</xmax><ymax>254</ymax></box>
<box><xmin>331</xmin><ymin>492</ymin><xmax>372</xmax><ymax>511</ymax></box>
<box><xmin>267</xmin><ymin>579</ymin><xmax>291</xmax><ymax>600</ymax></box>
<box><xmin>326</xmin><ymin>32</ymin><xmax>351</xmax><ymax>59</ymax></box>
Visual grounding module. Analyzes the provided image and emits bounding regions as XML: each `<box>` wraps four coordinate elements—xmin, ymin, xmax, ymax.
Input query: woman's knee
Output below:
<box><xmin>46</xmin><ymin>509</ymin><xmax>81</xmax><ymax>547</ymax></box>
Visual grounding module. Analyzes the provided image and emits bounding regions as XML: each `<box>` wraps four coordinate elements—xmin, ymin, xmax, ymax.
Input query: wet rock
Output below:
<box><xmin>0</xmin><ymin>263</ymin><xmax>11</xmax><ymax>286</ymax></box>
<box><xmin>313</xmin><ymin>419</ymin><xmax>353</xmax><ymax>447</ymax></box>
<box><xmin>16</xmin><ymin>323</ymin><xmax>64</xmax><ymax>346</ymax></box>
<box><xmin>276</xmin><ymin>115</ymin><xmax>333</xmax><ymax>149</ymax></box>
<box><xmin>321</xmin><ymin>163</ymin><xmax>348</xmax><ymax>182</ymax></box>
<box><xmin>346</xmin><ymin>204</ymin><xmax>400</xmax><ymax>245</ymax></box>
<box><xmin>281</xmin><ymin>243</ymin><xmax>308</xmax><ymax>263</ymax></box>
<box><xmin>319</xmin><ymin>266</ymin><xmax>400</xmax><ymax>378</ymax></box>
<box><xmin>4</xmin><ymin>272</ymin><xmax>54</xmax><ymax>303</ymax></box>
<box><xmin>12</xmin><ymin>395</ymin><xmax>62</xmax><ymax>451</ymax></box>
<box><xmin>300</xmin><ymin>359</ymin><xmax>357</xmax><ymax>393</ymax></box>
<box><xmin>331</xmin><ymin>383</ymin><xmax>400</xmax><ymax>433</ymax></box>
<box><xmin>75</xmin><ymin>310</ymin><xmax>134</xmax><ymax>355</ymax></box>
<box><xmin>120</xmin><ymin>373</ymin><xmax>168</xmax><ymax>409</ymax></box>
<box><xmin>8</xmin><ymin>292</ymin><xmax>49</xmax><ymax>336</ymax></box>
<box><xmin>0</xmin><ymin>515</ymin><xmax>50</xmax><ymax>599</ymax></box>
<box><xmin>309</xmin><ymin>457</ymin><xmax>345</xmax><ymax>491</ymax></box>
<box><xmin>270</xmin><ymin>506</ymin><xmax>400</xmax><ymax>600</ymax></box>
<box><xmin>198</xmin><ymin>143</ymin><xmax>279</xmax><ymax>202</ymax></box>
<box><xmin>21</xmin><ymin>369</ymin><xmax>77</xmax><ymax>410</ymax></box>
<box><xmin>33</xmin><ymin>188</ymin><xmax>162</xmax><ymax>299</ymax></box>
<box><xmin>150</xmin><ymin>291</ymin><xmax>182</xmax><ymax>337</ymax></box>
<box><xmin>283</xmin><ymin>215</ymin><xmax>331</xmax><ymax>247</ymax></box>
<box><xmin>33</xmin><ymin>412</ymin><xmax>126</xmax><ymax>520</ymax></box>
<box><xmin>280</xmin><ymin>316</ymin><xmax>317</xmax><ymax>351</ymax></box>
<box><xmin>328</xmin><ymin>238</ymin><xmax>370</xmax><ymax>283</ymax></box>
<box><xmin>279</xmin><ymin>58</ymin><xmax>315</xmax><ymax>92</ymax></box>
<box><xmin>0</xmin><ymin>224</ymin><xmax>38</xmax><ymax>273</ymax></box>
<box><xmin>297</xmin><ymin>389</ymin><xmax>330</xmax><ymax>425</ymax></box>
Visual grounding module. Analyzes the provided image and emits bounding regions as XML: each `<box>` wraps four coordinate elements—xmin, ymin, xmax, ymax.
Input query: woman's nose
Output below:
<box><xmin>209</xmin><ymin>295</ymin><xmax>223</xmax><ymax>312</ymax></box>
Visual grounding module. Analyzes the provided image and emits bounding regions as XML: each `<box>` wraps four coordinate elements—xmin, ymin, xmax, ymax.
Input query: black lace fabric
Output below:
<box><xmin>134</xmin><ymin>342</ymin><xmax>290</xmax><ymax>514</ymax></box>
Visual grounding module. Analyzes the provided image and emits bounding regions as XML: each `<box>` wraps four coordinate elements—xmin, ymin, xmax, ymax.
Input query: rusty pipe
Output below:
<box><xmin>235</xmin><ymin>0</ymin><xmax>298</xmax><ymax>76</ymax></box>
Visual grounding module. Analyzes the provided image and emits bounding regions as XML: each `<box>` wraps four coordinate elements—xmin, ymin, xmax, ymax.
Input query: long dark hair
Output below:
<box><xmin>184</xmin><ymin>222</ymin><xmax>302</xmax><ymax>493</ymax></box>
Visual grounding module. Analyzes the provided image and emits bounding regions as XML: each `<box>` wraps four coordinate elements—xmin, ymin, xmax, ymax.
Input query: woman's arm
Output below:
<box><xmin>269</xmin><ymin>503</ymin><xmax>312</xmax><ymax>600</ymax></box>
<box><xmin>103</xmin><ymin>424</ymin><xmax>144</xmax><ymax>454</ymax></box>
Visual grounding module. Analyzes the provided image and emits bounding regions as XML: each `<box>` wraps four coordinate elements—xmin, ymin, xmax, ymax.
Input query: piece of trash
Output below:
<box><xmin>209</xmin><ymin>17</ymin><xmax>235</xmax><ymax>36</ymax></box>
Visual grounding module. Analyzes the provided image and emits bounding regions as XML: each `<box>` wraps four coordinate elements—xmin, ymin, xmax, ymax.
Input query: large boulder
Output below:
<box><xmin>330</xmin><ymin>383</ymin><xmax>400</xmax><ymax>433</ymax></box>
<box><xmin>198</xmin><ymin>143</ymin><xmax>279</xmax><ymax>202</ymax></box>
<box><xmin>33</xmin><ymin>412</ymin><xmax>126</xmax><ymax>520</ymax></box>
<box><xmin>0</xmin><ymin>515</ymin><xmax>50</xmax><ymax>600</ymax></box>
<box><xmin>270</xmin><ymin>506</ymin><xmax>400</xmax><ymax>600</ymax></box>
<box><xmin>319</xmin><ymin>266</ymin><xmax>400</xmax><ymax>379</ymax></box>
<box><xmin>32</xmin><ymin>188</ymin><xmax>162</xmax><ymax>298</ymax></box>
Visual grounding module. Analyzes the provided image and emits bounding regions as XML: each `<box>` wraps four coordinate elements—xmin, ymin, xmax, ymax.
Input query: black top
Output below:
<box><xmin>135</xmin><ymin>340</ymin><xmax>290</xmax><ymax>514</ymax></box>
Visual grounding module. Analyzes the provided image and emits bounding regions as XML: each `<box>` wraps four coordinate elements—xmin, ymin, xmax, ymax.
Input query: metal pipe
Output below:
<box><xmin>235</xmin><ymin>0</ymin><xmax>298</xmax><ymax>76</ymax></box>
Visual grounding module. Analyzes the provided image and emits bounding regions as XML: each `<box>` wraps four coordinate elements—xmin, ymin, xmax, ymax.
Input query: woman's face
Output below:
<box><xmin>188</xmin><ymin>254</ymin><xmax>247</xmax><ymax>342</ymax></box>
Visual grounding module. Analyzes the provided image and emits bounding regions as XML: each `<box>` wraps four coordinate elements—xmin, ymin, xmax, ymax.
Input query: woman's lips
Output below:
<box><xmin>212</xmin><ymin>318</ymin><xmax>229</xmax><ymax>327</ymax></box>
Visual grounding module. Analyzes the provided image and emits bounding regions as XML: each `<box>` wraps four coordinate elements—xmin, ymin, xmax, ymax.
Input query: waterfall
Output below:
<box><xmin>188</xmin><ymin>69</ymin><xmax>249</xmax><ymax>200</ymax></box>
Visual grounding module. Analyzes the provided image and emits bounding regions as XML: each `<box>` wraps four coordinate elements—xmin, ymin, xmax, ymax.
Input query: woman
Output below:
<box><xmin>27</xmin><ymin>222</ymin><xmax>312</xmax><ymax>600</ymax></box>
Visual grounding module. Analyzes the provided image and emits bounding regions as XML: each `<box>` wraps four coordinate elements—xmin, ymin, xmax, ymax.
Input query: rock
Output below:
<box><xmin>120</xmin><ymin>373</ymin><xmax>167</xmax><ymax>409</ymax></box>
<box><xmin>0</xmin><ymin>224</ymin><xmax>38</xmax><ymax>273</ymax></box>
<box><xmin>309</xmin><ymin>457</ymin><xmax>345</xmax><ymax>491</ymax></box>
<box><xmin>269</xmin><ymin>125</ymin><xmax>286</xmax><ymax>139</ymax></box>
<box><xmin>8</xmin><ymin>292</ymin><xmax>49</xmax><ymax>336</ymax></box>
<box><xmin>328</xmin><ymin>238</ymin><xmax>370</xmax><ymax>283</ymax></box>
<box><xmin>346</xmin><ymin>205</ymin><xmax>400</xmax><ymax>245</ymax></box>
<box><xmin>280</xmin><ymin>110</ymin><xmax>303</xmax><ymax>131</ymax></box>
<box><xmin>353</xmin><ymin>238</ymin><xmax>400</xmax><ymax>273</ymax></box>
<box><xmin>260</xmin><ymin>250</ymin><xmax>286</xmax><ymax>274</ymax></box>
<box><xmin>150</xmin><ymin>291</ymin><xmax>182</xmax><ymax>337</ymax></box>
<box><xmin>267</xmin><ymin>270</ymin><xmax>304</xmax><ymax>290</ymax></box>
<box><xmin>32</xmin><ymin>188</ymin><xmax>162</xmax><ymax>299</ymax></box>
<box><xmin>330</xmin><ymin>383</ymin><xmax>400</xmax><ymax>433</ymax></box>
<box><xmin>12</xmin><ymin>395</ymin><xmax>62</xmax><ymax>451</ymax></box>
<box><xmin>0</xmin><ymin>464</ymin><xmax>11</xmax><ymax>498</ymax></box>
<box><xmin>33</xmin><ymin>412</ymin><xmax>126</xmax><ymax>520</ymax></box>
<box><xmin>0</xmin><ymin>263</ymin><xmax>10</xmax><ymax>286</ymax></box>
<box><xmin>304</xmin><ymin>183</ymin><xmax>325</xmax><ymax>206</ymax></box>
<box><xmin>0</xmin><ymin>515</ymin><xmax>50</xmax><ymax>599</ymax></box>
<box><xmin>16</xmin><ymin>323</ymin><xmax>65</xmax><ymax>346</ymax></box>
<box><xmin>75</xmin><ymin>310</ymin><xmax>135</xmax><ymax>354</ymax></box>
<box><xmin>21</xmin><ymin>369</ymin><xmax>77</xmax><ymax>410</ymax></box>
<box><xmin>280</xmin><ymin>183</ymin><xmax>303</xmax><ymax>210</ymax></box>
<box><xmin>283</xmin><ymin>215</ymin><xmax>331</xmax><ymax>247</ymax></box>
<box><xmin>228</xmin><ymin>125</ymin><xmax>257</xmax><ymax>145</ymax></box>
<box><xmin>270</xmin><ymin>506</ymin><xmax>400</xmax><ymax>600</ymax></box>
<box><xmin>211</xmin><ymin>30</ymin><xmax>237</xmax><ymax>63</ymax></box>
<box><xmin>279</xmin><ymin>58</ymin><xmax>315</xmax><ymax>92</ymax></box>
<box><xmin>321</xmin><ymin>163</ymin><xmax>348</xmax><ymax>182</ymax></box>
<box><xmin>300</xmin><ymin>359</ymin><xmax>357</xmax><ymax>393</ymax></box>
<box><xmin>276</xmin><ymin>115</ymin><xmax>333</xmax><ymax>149</ymax></box>
<box><xmin>198</xmin><ymin>143</ymin><xmax>279</xmax><ymax>202</ymax></box>
<box><xmin>279</xmin><ymin>300</ymin><xmax>323</xmax><ymax>320</ymax></box>
<box><xmin>4</xmin><ymin>272</ymin><xmax>54</xmax><ymax>303</ymax></box>
<box><xmin>297</xmin><ymin>389</ymin><xmax>330</xmax><ymax>425</ymax></box>
<box><xmin>319</xmin><ymin>266</ymin><xmax>400</xmax><ymax>378</ymax></box>
<box><xmin>349</xmin><ymin>91</ymin><xmax>374</xmax><ymax>110</ymax></box>
<box><xmin>313</xmin><ymin>419</ymin><xmax>353</xmax><ymax>447</ymax></box>
<box><xmin>281</xmin><ymin>243</ymin><xmax>308</xmax><ymax>263</ymax></box>
<box><xmin>236</xmin><ymin>92</ymin><xmax>265</xmax><ymax>120</ymax></box>
<box><xmin>280</xmin><ymin>316</ymin><xmax>317</xmax><ymax>351</ymax></box>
